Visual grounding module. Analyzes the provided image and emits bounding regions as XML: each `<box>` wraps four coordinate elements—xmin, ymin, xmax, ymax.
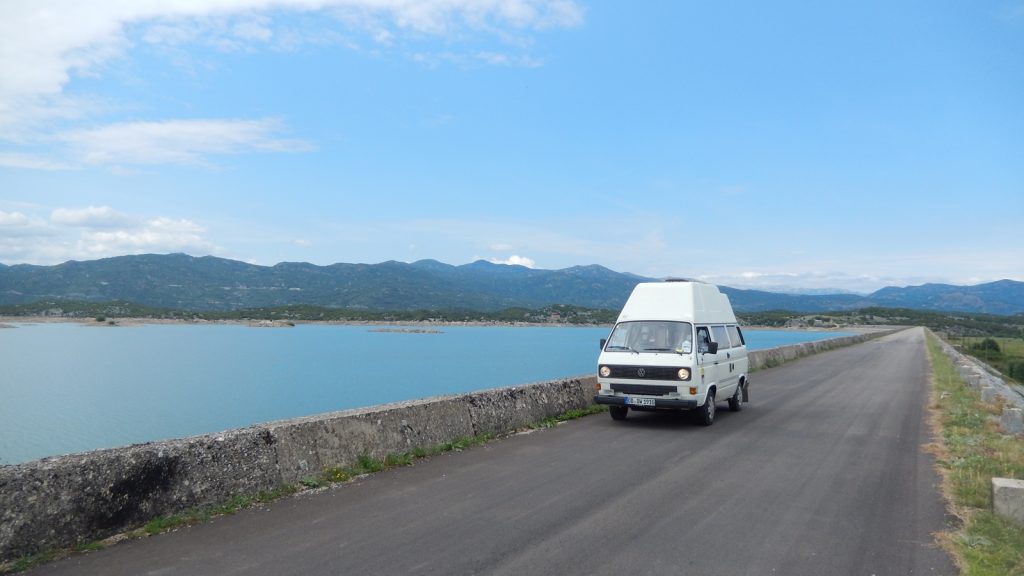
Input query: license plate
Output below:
<box><xmin>627</xmin><ymin>396</ymin><xmax>656</xmax><ymax>407</ymax></box>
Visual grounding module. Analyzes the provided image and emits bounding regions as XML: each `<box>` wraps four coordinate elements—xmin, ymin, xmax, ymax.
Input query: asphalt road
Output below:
<box><xmin>33</xmin><ymin>327</ymin><xmax>956</xmax><ymax>576</ymax></box>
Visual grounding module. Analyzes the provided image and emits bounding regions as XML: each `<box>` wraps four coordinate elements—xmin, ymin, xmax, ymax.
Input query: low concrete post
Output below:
<box><xmin>981</xmin><ymin>386</ymin><xmax>998</xmax><ymax>403</ymax></box>
<box><xmin>992</xmin><ymin>478</ymin><xmax>1024</xmax><ymax>524</ymax></box>
<box><xmin>1001</xmin><ymin>408</ymin><xmax>1024</xmax><ymax>435</ymax></box>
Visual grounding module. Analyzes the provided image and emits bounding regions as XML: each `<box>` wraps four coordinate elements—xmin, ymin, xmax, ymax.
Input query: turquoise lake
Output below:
<box><xmin>0</xmin><ymin>323</ymin><xmax>850</xmax><ymax>464</ymax></box>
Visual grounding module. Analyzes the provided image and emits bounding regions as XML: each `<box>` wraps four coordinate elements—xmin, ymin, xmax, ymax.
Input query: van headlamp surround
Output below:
<box><xmin>677</xmin><ymin>368</ymin><xmax>691</xmax><ymax>380</ymax></box>
<box><xmin>599</xmin><ymin>365</ymin><xmax>611</xmax><ymax>378</ymax></box>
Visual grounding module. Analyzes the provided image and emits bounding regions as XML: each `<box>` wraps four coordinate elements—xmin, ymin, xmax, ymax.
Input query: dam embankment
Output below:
<box><xmin>0</xmin><ymin>328</ymin><xmax>900</xmax><ymax>563</ymax></box>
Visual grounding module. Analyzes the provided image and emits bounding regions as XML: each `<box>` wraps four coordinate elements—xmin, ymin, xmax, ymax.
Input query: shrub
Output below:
<box><xmin>1008</xmin><ymin>361</ymin><xmax>1024</xmax><ymax>383</ymax></box>
<box><xmin>970</xmin><ymin>338</ymin><xmax>1002</xmax><ymax>355</ymax></box>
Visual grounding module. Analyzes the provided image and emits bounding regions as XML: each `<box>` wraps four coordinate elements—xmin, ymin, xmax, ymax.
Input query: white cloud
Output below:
<box><xmin>0</xmin><ymin>1</ymin><xmax>583</xmax><ymax>140</ymax></box>
<box><xmin>489</xmin><ymin>254</ymin><xmax>536</xmax><ymax>268</ymax></box>
<box><xmin>233</xmin><ymin>17</ymin><xmax>274</xmax><ymax>42</ymax></box>
<box><xmin>412</xmin><ymin>50</ymin><xmax>545</xmax><ymax>68</ymax></box>
<box><xmin>0</xmin><ymin>210</ymin><xmax>43</xmax><ymax>231</ymax></box>
<box><xmin>0</xmin><ymin>152</ymin><xmax>72</xmax><ymax>170</ymax></box>
<box><xmin>0</xmin><ymin>206</ymin><xmax>220</xmax><ymax>264</ymax></box>
<box><xmin>59</xmin><ymin>118</ymin><xmax>313</xmax><ymax>166</ymax></box>
<box><xmin>51</xmin><ymin>205</ymin><xmax>133</xmax><ymax>228</ymax></box>
<box><xmin>78</xmin><ymin>217</ymin><xmax>216</xmax><ymax>256</ymax></box>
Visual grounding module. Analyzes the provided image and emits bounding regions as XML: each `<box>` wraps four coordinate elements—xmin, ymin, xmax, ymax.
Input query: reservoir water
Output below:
<box><xmin>0</xmin><ymin>323</ymin><xmax>850</xmax><ymax>464</ymax></box>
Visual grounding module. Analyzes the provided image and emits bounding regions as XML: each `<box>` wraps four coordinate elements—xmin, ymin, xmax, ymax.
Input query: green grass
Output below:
<box><xmin>531</xmin><ymin>404</ymin><xmax>608</xmax><ymax>429</ymax></box>
<box><xmin>927</xmin><ymin>332</ymin><xmax>1024</xmax><ymax>575</ymax></box>
<box><xmin>6</xmin><ymin>551</ymin><xmax>58</xmax><ymax>574</ymax></box>
<box><xmin>140</xmin><ymin>485</ymin><xmax>299</xmax><ymax>537</ymax></box>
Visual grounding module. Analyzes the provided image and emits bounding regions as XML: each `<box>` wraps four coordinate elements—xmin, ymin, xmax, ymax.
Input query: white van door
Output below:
<box><xmin>695</xmin><ymin>326</ymin><xmax>720</xmax><ymax>403</ymax></box>
<box><xmin>711</xmin><ymin>325</ymin><xmax>740</xmax><ymax>398</ymax></box>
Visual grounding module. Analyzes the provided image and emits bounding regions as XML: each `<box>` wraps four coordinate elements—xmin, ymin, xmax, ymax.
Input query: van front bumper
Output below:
<box><xmin>594</xmin><ymin>395</ymin><xmax>698</xmax><ymax>410</ymax></box>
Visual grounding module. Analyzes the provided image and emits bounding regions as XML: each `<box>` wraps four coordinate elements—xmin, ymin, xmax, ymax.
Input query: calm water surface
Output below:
<box><xmin>0</xmin><ymin>323</ymin><xmax>850</xmax><ymax>464</ymax></box>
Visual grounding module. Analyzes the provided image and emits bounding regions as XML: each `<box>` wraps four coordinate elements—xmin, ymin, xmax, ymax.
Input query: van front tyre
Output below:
<box><xmin>609</xmin><ymin>406</ymin><xmax>628</xmax><ymax>421</ymax></box>
<box><xmin>698</xmin><ymin>392</ymin><xmax>715</xmax><ymax>426</ymax></box>
<box><xmin>728</xmin><ymin>385</ymin><xmax>743</xmax><ymax>412</ymax></box>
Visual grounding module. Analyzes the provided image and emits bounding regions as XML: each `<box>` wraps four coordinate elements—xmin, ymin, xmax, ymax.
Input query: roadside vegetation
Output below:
<box><xmin>0</xmin><ymin>404</ymin><xmax>607</xmax><ymax>574</ymax></box>
<box><xmin>947</xmin><ymin>336</ymin><xmax>1024</xmax><ymax>385</ymax></box>
<box><xmin>925</xmin><ymin>332</ymin><xmax>1024</xmax><ymax>574</ymax></box>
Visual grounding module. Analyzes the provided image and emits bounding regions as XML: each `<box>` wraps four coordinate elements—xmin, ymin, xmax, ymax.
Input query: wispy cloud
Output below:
<box><xmin>0</xmin><ymin>0</ymin><xmax>583</xmax><ymax>151</ymax></box>
<box><xmin>51</xmin><ymin>206</ymin><xmax>134</xmax><ymax>228</ymax></box>
<box><xmin>58</xmin><ymin>118</ymin><xmax>313</xmax><ymax>167</ymax></box>
<box><xmin>0</xmin><ymin>152</ymin><xmax>73</xmax><ymax>171</ymax></box>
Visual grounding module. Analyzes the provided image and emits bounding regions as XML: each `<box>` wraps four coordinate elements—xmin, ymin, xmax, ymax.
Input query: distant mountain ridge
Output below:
<box><xmin>1</xmin><ymin>253</ymin><xmax>1021</xmax><ymax>315</ymax></box>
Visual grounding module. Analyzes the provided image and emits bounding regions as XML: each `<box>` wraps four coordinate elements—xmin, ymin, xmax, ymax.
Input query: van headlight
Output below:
<box><xmin>599</xmin><ymin>365</ymin><xmax>611</xmax><ymax>378</ymax></box>
<box><xmin>677</xmin><ymin>368</ymin><xmax>691</xmax><ymax>380</ymax></box>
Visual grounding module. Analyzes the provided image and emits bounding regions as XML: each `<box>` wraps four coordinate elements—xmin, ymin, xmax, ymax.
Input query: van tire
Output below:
<box><xmin>728</xmin><ymin>385</ymin><xmax>743</xmax><ymax>412</ymax></box>
<box><xmin>609</xmin><ymin>406</ymin><xmax>628</xmax><ymax>421</ymax></box>
<box><xmin>697</xmin><ymin>391</ymin><xmax>715</xmax><ymax>426</ymax></box>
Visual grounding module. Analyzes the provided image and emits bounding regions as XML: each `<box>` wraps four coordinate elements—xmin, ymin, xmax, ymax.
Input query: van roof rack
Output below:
<box><xmin>664</xmin><ymin>277</ymin><xmax>700</xmax><ymax>283</ymax></box>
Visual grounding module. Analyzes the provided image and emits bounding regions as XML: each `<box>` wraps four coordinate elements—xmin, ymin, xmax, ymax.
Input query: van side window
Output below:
<box><xmin>711</xmin><ymin>325</ymin><xmax>731</xmax><ymax>349</ymax></box>
<box><xmin>696</xmin><ymin>327</ymin><xmax>712</xmax><ymax>353</ymax></box>
<box><xmin>728</xmin><ymin>325</ymin><xmax>745</xmax><ymax>347</ymax></box>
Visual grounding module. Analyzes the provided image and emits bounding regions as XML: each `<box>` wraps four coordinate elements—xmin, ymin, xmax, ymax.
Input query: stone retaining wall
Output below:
<box><xmin>0</xmin><ymin>327</ymin><xmax>900</xmax><ymax>563</ymax></box>
<box><xmin>747</xmin><ymin>328</ymin><xmax>900</xmax><ymax>371</ymax></box>
<box><xmin>928</xmin><ymin>330</ymin><xmax>1024</xmax><ymax>434</ymax></box>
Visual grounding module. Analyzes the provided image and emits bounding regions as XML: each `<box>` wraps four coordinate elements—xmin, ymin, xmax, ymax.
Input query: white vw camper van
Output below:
<box><xmin>594</xmin><ymin>280</ymin><xmax>749</xmax><ymax>425</ymax></box>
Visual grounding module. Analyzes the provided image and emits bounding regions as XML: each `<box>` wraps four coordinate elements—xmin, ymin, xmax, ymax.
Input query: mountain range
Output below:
<box><xmin>1</xmin><ymin>253</ymin><xmax>1021</xmax><ymax>315</ymax></box>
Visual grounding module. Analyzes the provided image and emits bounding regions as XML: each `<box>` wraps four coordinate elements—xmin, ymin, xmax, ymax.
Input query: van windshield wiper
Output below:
<box><xmin>641</xmin><ymin>347</ymin><xmax>673</xmax><ymax>352</ymax></box>
<box><xmin>605</xmin><ymin>345</ymin><xmax>640</xmax><ymax>353</ymax></box>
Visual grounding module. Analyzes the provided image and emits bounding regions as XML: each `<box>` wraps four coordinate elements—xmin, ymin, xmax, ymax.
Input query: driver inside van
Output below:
<box><xmin>696</xmin><ymin>327</ymin><xmax>712</xmax><ymax>353</ymax></box>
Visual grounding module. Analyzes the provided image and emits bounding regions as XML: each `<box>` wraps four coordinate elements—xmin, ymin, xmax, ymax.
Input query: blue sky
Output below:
<box><xmin>1</xmin><ymin>0</ymin><xmax>1021</xmax><ymax>293</ymax></box>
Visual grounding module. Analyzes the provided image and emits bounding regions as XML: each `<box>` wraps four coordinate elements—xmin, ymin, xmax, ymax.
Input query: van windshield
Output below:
<box><xmin>604</xmin><ymin>321</ymin><xmax>693</xmax><ymax>354</ymax></box>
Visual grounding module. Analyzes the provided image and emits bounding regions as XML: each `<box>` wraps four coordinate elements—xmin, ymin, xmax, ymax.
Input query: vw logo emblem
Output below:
<box><xmin>637</xmin><ymin>368</ymin><xmax>646</xmax><ymax>377</ymax></box>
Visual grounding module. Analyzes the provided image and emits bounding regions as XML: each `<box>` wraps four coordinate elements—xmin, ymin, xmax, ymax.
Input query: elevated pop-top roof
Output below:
<box><xmin>617</xmin><ymin>281</ymin><xmax>737</xmax><ymax>324</ymax></box>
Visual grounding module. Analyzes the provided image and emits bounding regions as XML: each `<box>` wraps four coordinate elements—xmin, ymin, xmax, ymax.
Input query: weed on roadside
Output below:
<box><xmin>926</xmin><ymin>332</ymin><xmax>1024</xmax><ymax>575</ymax></box>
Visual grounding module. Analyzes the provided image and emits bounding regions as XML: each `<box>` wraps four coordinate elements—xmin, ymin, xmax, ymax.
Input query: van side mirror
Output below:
<box><xmin>706</xmin><ymin>342</ymin><xmax>719</xmax><ymax>354</ymax></box>
<box><xmin>600</xmin><ymin>338</ymin><xmax>607</xmax><ymax>350</ymax></box>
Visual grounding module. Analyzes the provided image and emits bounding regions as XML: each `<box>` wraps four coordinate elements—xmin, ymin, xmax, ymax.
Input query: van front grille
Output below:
<box><xmin>611</xmin><ymin>383</ymin><xmax>677</xmax><ymax>396</ymax></box>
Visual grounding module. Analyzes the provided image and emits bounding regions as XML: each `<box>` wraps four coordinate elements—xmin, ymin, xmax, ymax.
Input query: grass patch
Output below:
<box><xmin>1</xmin><ymin>540</ymin><xmax>107</xmax><ymax>574</ymax></box>
<box><xmin>141</xmin><ymin>485</ymin><xmax>299</xmax><ymax>537</ymax></box>
<box><xmin>4</xmin><ymin>550</ymin><xmax>58</xmax><ymax>574</ymax></box>
<box><xmin>532</xmin><ymin>404</ymin><xmax>608</xmax><ymax>429</ymax></box>
<box><xmin>926</xmin><ymin>331</ymin><xmax>1024</xmax><ymax>575</ymax></box>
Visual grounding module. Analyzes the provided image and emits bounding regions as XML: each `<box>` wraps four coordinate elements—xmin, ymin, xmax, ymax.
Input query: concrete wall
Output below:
<box><xmin>0</xmin><ymin>377</ymin><xmax>596</xmax><ymax>562</ymax></box>
<box><xmin>0</xmin><ymin>328</ymin><xmax>900</xmax><ymax>563</ymax></box>
<box><xmin>747</xmin><ymin>329</ymin><xmax>900</xmax><ymax>372</ymax></box>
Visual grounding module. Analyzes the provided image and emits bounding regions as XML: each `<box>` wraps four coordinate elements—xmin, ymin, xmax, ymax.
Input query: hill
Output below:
<box><xmin>1</xmin><ymin>253</ymin><xmax>1021</xmax><ymax>315</ymax></box>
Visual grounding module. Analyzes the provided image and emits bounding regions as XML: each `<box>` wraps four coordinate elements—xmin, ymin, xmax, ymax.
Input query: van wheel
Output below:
<box><xmin>609</xmin><ymin>406</ymin><xmax>628</xmax><ymax>421</ymax></box>
<box><xmin>698</xmin><ymin>391</ymin><xmax>715</xmax><ymax>426</ymax></box>
<box><xmin>728</xmin><ymin>385</ymin><xmax>743</xmax><ymax>412</ymax></box>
